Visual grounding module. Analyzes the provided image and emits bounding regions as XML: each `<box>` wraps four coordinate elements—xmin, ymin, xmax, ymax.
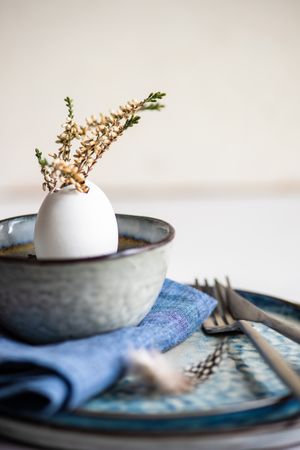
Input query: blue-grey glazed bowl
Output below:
<box><xmin>0</xmin><ymin>214</ymin><xmax>174</xmax><ymax>344</ymax></box>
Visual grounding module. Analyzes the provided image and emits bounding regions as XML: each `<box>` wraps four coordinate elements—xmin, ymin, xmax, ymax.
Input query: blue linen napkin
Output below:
<box><xmin>0</xmin><ymin>279</ymin><xmax>216</xmax><ymax>415</ymax></box>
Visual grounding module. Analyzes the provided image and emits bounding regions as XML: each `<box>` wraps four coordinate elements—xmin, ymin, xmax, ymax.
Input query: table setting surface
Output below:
<box><xmin>0</xmin><ymin>193</ymin><xmax>299</xmax><ymax>449</ymax></box>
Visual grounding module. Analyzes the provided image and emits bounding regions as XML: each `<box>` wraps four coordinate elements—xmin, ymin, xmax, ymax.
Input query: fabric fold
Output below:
<box><xmin>0</xmin><ymin>279</ymin><xmax>216</xmax><ymax>415</ymax></box>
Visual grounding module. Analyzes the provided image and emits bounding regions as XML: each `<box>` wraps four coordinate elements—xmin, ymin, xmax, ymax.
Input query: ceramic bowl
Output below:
<box><xmin>0</xmin><ymin>214</ymin><xmax>174</xmax><ymax>344</ymax></box>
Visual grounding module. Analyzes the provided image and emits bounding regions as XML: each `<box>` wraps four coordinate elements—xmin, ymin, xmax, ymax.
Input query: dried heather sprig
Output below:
<box><xmin>55</xmin><ymin>97</ymin><xmax>82</xmax><ymax>162</ymax></box>
<box><xmin>52</xmin><ymin>159</ymin><xmax>89</xmax><ymax>193</ymax></box>
<box><xmin>74</xmin><ymin>93</ymin><xmax>165</xmax><ymax>177</ymax></box>
<box><xmin>35</xmin><ymin>149</ymin><xmax>56</xmax><ymax>192</ymax></box>
<box><xmin>35</xmin><ymin>92</ymin><xmax>166</xmax><ymax>193</ymax></box>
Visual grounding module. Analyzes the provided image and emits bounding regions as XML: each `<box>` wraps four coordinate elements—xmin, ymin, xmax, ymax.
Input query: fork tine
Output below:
<box><xmin>194</xmin><ymin>278</ymin><xmax>200</xmax><ymax>289</ymax></box>
<box><xmin>202</xmin><ymin>280</ymin><xmax>219</xmax><ymax>326</ymax></box>
<box><xmin>213</xmin><ymin>309</ymin><xmax>227</xmax><ymax>328</ymax></box>
<box><xmin>204</xmin><ymin>279</ymin><xmax>210</xmax><ymax>294</ymax></box>
<box><xmin>203</xmin><ymin>316</ymin><xmax>216</xmax><ymax>329</ymax></box>
<box><xmin>200</xmin><ymin>280</ymin><xmax>222</xmax><ymax>327</ymax></box>
<box><xmin>214</xmin><ymin>279</ymin><xmax>234</xmax><ymax>326</ymax></box>
<box><xmin>225</xmin><ymin>276</ymin><xmax>231</xmax><ymax>288</ymax></box>
<box><xmin>209</xmin><ymin>283</ymin><xmax>227</xmax><ymax>328</ymax></box>
<box><xmin>213</xmin><ymin>282</ymin><xmax>226</xmax><ymax>316</ymax></box>
<box><xmin>225</xmin><ymin>277</ymin><xmax>239</xmax><ymax>305</ymax></box>
<box><xmin>224</xmin><ymin>277</ymin><xmax>235</xmax><ymax>312</ymax></box>
<box><xmin>224</xmin><ymin>277</ymin><xmax>239</xmax><ymax>319</ymax></box>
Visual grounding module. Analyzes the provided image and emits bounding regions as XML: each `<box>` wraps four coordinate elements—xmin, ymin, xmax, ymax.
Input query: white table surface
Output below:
<box><xmin>0</xmin><ymin>191</ymin><xmax>299</xmax><ymax>449</ymax></box>
<box><xmin>114</xmin><ymin>193</ymin><xmax>300</xmax><ymax>304</ymax></box>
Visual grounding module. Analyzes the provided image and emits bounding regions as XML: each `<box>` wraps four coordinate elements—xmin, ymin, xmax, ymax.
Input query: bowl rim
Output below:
<box><xmin>0</xmin><ymin>213</ymin><xmax>175</xmax><ymax>265</ymax></box>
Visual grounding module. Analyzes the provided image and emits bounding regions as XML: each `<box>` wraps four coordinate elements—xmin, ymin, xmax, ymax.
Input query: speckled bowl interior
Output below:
<box><xmin>0</xmin><ymin>214</ymin><xmax>175</xmax><ymax>344</ymax></box>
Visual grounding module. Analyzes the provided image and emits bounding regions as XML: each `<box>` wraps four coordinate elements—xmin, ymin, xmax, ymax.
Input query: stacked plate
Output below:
<box><xmin>0</xmin><ymin>290</ymin><xmax>300</xmax><ymax>450</ymax></box>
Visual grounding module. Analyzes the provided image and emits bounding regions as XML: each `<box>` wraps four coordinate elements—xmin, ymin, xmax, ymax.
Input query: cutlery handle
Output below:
<box><xmin>261</xmin><ymin>314</ymin><xmax>300</xmax><ymax>344</ymax></box>
<box><xmin>238</xmin><ymin>320</ymin><xmax>300</xmax><ymax>399</ymax></box>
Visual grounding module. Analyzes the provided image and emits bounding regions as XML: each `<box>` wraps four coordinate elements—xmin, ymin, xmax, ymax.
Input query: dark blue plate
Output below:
<box><xmin>0</xmin><ymin>289</ymin><xmax>300</xmax><ymax>449</ymax></box>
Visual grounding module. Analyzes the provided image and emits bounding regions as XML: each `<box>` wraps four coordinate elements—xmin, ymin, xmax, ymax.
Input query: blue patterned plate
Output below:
<box><xmin>0</xmin><ymin>289</ymin><xmax>300</xmax><ymax>449</ymax></box>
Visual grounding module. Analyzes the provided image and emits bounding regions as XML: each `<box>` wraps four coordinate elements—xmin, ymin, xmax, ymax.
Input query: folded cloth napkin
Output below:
<box><xmin>0</xmin><ymin>279</ymin><xmax>216</xmax><ymax>415</ymax></box>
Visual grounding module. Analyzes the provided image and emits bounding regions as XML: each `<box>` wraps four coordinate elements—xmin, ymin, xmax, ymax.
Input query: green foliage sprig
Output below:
<box><xmin>141</xmin><ymin>92</ymin><xmax>166</xmax><ymax>111</ymax></box>
<box><xmin>35</xmin><ymin>148</ymin><xmax>48</xmax><ymax>168</ymax></box>
<box><xmin>124</xmin><ymin>115</ymin><xmax>141</xmax><ymax>129</ymax></box>
<box><xmin>64</xmin><ymin>96</ymin><xmax>74</xmax><ymax>119</ymax></box>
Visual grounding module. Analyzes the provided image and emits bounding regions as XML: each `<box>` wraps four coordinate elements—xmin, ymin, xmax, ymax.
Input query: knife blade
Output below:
<box><xmin>225</xmin><ymin>281</ymin><xmax>300</xmax><ymax>345</ymax></box>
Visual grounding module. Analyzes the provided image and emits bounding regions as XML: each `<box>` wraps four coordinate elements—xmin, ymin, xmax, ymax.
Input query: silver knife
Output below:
<box><xmin>225</xmin><ymin>278</ymin><xmax>300</xmax><ymax>344</ymax></box>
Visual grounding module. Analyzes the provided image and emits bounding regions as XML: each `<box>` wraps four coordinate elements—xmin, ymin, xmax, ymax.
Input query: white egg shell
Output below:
<box><xmin>34</xmin><ymin>181</ymin><xmax>118</xmax><ymax>260</ymax></box>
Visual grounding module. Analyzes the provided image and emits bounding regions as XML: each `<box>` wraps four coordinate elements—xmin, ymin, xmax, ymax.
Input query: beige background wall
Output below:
<box><xmin>1</xmin><ymin>0</ymin><xmax>300</xmax><ymax>196</ymax></box>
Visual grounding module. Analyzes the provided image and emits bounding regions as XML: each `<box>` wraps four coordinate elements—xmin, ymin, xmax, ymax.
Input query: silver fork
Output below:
<box><xmin>202</xmin><ymin>279</ymin><xmax>300</xmax><ymax>399</ymax></box>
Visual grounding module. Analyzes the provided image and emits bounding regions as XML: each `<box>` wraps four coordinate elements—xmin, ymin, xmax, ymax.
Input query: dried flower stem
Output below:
<box><xmin>35</xmin><ymin>92</ymin><xmax>166</xmax><ymax>193</ymax></box>
<box><xmin>55</xmin><ymin>97</ymin><xmax>81</xmax><ymax>162</ymax></box>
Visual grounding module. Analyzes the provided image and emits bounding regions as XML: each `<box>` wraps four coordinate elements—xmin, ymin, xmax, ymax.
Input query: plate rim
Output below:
<box><xmin>1</xmin><ymin>407</ymin><xmax>300</xmax><ymax>438</ymax></box>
